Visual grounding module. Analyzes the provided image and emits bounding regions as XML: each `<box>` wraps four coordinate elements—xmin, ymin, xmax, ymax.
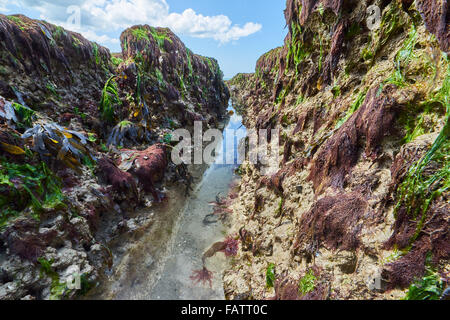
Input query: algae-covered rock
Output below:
<box><xmin>225</xmin><ymin>0</ymin><xmax>449</xmax><ymax>300</ymax></box>
<box><xmin>0</xmin><ymin>13</ymin><xmax>229</xmax><ymax>300</ymax></box>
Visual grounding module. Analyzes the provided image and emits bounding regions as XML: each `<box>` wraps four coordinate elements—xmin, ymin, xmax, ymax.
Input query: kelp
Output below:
<box><xmin>0</xmin><ymin>99</ymin><xmax>18</xmax><ymax>125</ymax></box>
<box><xmin>0</xmin><ymin>99</ymin><xmax>35</xmax><ymax>131</ymax></box>
<box><xmin>22</xmin><ymin>123</ymin><xmax>95</xmax><ymax>172</ymax></box>
<box><xmin>99</xmin><ymin>76</ymin><xmax>122</xmax><ymax>123</ymax></box>
<box><xmin>107</xmin><ymin>120</ymin><xmax>140</xmax><ymax>147</ymax></box>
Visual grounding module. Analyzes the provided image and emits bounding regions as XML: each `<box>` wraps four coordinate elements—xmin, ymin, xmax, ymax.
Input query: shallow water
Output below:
<box><xmin>94</xmin><ymin>105</ymin><xmax>246</xmax><ymax>300</ymax></box>
<box><xmin>148</xmin><ymin>106</ymin><xmax>245</xmax><ymax>300</ymax></box>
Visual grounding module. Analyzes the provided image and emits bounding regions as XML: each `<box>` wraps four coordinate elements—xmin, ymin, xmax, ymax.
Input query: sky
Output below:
<box><xmin>0</xmin><ymin>0</ymin><xmax>288</xmax><ymax>79</ymax></box>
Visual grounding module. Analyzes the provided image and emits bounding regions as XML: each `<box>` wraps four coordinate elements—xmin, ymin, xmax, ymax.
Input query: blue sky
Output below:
<box><xmin>0</xmin><ymin>0</ymin><xmax>287</xmax><ymax>79</ymax></box>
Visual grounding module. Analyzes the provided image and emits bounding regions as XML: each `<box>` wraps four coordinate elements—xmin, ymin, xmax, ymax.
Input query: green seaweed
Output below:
<box><xmin>38</xmin><ymin>258</ymin><xmax>70</xmax><ymax>300</ymax></box>
<box><xmin>275</xmin><ymin>197</ymin><xmax>284</xmax><ymax>216</ymax></box>
<box><xmin>149</xmin><ymin>27</ymin><xmax>173</xmax><ymax>49</ymax></box>
<box><xmin>12</xmin><ymin>102</ymin><xmax>35</xmax><ymax>129</ymax></box>
<box><xmin>7</xmin><ymin>16</ymin><xmax>26</xmax><ymax>30</ymax></box>
<box><xmin>345</xmin><ymin>23</ymin><xmax>362</xmax><ymax>40</ymax></box>
<box><xmin>72</xmin><ymin>36</ymin><xmax>82</xmax><ymax>49</ymax></box>
<box><xmin>331</xmin><ymin>84</ymin><xmax>341</xmax><ymax>98</ymax></box>
<box><xmin>0</xmin><ymin>159</ymin><xmax>66</xmax><ymax>223</ymax></box>
<box><xmin>131</xmin><ymin>27</ymin><xmax>150</xmax><ymax>42</ymax></box>
<box><xmin>266</xmin><ymin>263</ymin><xmax>276</xmax><ymax>288</ymax></box>
<box><xmin>46</xmin><ymin>81</ymin><xmax>60</xmax><ymax>99</ymax></box>
<box><xmin>362</xmin><ymin>2</ymin><xmax>404</xmax><ymax>63</ymax></box>
<box><xmin>92</xmin><ymin>43</ymin><xmax>100</xmax><ymax>65</ymax></box>
<box><xmin>111</xmin><ymin>56</ymin><xmax>123</xmax><ymax>67</ymax></box>
<box><xmin>296</xmin><ymin>95</ymin><xmax>305</xmax><ymax>106</ymax></box>
<box><xmin>285</xmin><ymin>22</ymin><xmax>310</xmax><ymax>75</ymax></box>
<box><xmin>99</xmin><ymin>76</ymin><xmax>121</xmax><ymax>123</ymax></box>
<box><xmin>394</xmin><ymin>60</ymin><xmax>449</xmax><ymax>243</ymax></box>
<box><xmin>394</xmin><ymin>101</ymin><xmax>449</xmax><ymax>245</ymax></box>
<box><xmin>335</xmin><ymin>90</ymin><xmax>367</xmax><ymax>129</ymax></box>
<box><xmin>404</xmin><ymin>254</ymin><xmax>444</xmax><ymax>300</ymax></box>
<box><xmin>298</xmin><ymin>269</ymin><xmax>317</xmax><ymax>296</ymax></box>
<box><xmin>386</xmin><ymin>26</ymin><xmax>418</xmax><ymax>87</ymax></box>
<box><xmin>155</xmin><ymin>68</ymin><xmax>165</xmax><ymax>87</ymax></box>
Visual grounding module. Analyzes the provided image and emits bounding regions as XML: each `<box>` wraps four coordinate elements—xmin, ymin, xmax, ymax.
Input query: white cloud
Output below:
<box><xmin>0</xmin><ymin>0</ymin><xmax>10</xmax><ymax>12</ymax></box>
<box><xmin>8</xmin><ymin>0</ymin><xmax>261</xmax><ymax>48</ymax></box>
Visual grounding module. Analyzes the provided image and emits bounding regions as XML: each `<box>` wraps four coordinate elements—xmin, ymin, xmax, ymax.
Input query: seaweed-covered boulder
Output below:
<box><xmin>118</xmin><ymin>144</ymin><xmax>168</xmax><ymax>201</ymax></box>
<box><xmin>0</xmin><ymin>14</ymin><xmax>113</xmax><ymax>117</ymax></box>
<box><xmin>119</xmin><ymin>25</ymin><xmax>229</xmax><ymax>126</ymax></box>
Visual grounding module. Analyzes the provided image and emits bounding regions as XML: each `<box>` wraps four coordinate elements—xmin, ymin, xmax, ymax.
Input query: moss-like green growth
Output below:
<box><xmin>53</xmin><ymin>26</ymin><xmax>66</xmax><ymax>40</ymax></box>
<box><xmin>296</xmin><ymin>95</ymin><xmax>305</xmax><ymax>106</ymax></box>
<box><xmin>131</xmin><ymin>27</ymin><xmax>150</xmax><ymax>42</ymax></box>
<box><xmin>72</xmin><ymin>35</ymin><xmax>82</xmax><ymax>49</ymax></box>
<box><xmin>345</xmin><ymin>23</ymin><xmax>362</xmax><ymax>40</ymax></box>
<box><xmin>276</xmin><ymin>87</ymin><xmax>289</xmax><ymax>105</ymax></box>
<box><xmin>7</xmin><ymin>16</ymin><xmax>26</xmax><ymax>30</ymax></box>
<box><xmin>92</xmin><ymin>43</ymin><xmax>100</xmax><ymax>65</ymax></box>
<box><xmin>298</xmin><ymin>270</ymin><xmax>317</xmax><ymax>296</ymax></box>
<box><xmin>118</xmin><ymin>120</ymin><xmax>133</xmax><ymax>127</ymax></box>
<box><xmin>111</xmin><ymin>56</ymin><xmax>123</xmax><ymax>67</ymax></box>
<box><xmin>45</xmin><ymin>81</ymin><xmax>60</xmax><ymax>99</ymax></box>
<box><xmin>161</xmin><ymin>133</ymin><xmax>173</xmax><ymax>144</ymax></box>
<box><xmin>362</xmin><ymin>1</ymin><xmax>405</xmax><ymax>63</ymax></box>
<box><xmin>331</xmin><ymin>84</ymin><xmax>341</xmax><ymax>98</ymax></box>
<box><xmin>386</xmin><ymin>26</ymin><xmax>418</xmax><ymax>87</ymax></box>
<box><xmin>149</xmin><ymin>27</ymin><xmax>173</xmax><ymax>49</ymax></box>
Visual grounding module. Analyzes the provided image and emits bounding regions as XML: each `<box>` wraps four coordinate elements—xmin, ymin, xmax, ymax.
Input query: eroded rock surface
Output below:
<box><xmin>225</xmin><ymin>0</ymin><xmax>449</xmax><ymax>300</ymax></box>
<box><xmin>0</xmin><ymin>15</ymin><xmax>229</xmax><ymax>300</ymax></box>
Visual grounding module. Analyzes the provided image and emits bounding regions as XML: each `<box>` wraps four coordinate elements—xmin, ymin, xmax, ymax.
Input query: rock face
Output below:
<box><xmin>0</xmin><ymin>15</ymin><xmax>229</xmax><ymax>300</ymax></box>
<box><xmin>225</xmin><ymin>0</ymin><xmax>449</xmax><ymax>300</ymax></box>
<box><xmin>0</xmin><ymin>14</ymin><xmax>113</xmax><ymax>117</ymax></box>
<box><xmin>119</xmin><ymin>25</ymin><xmax>229</xmax><ymax>126</ymax></box>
